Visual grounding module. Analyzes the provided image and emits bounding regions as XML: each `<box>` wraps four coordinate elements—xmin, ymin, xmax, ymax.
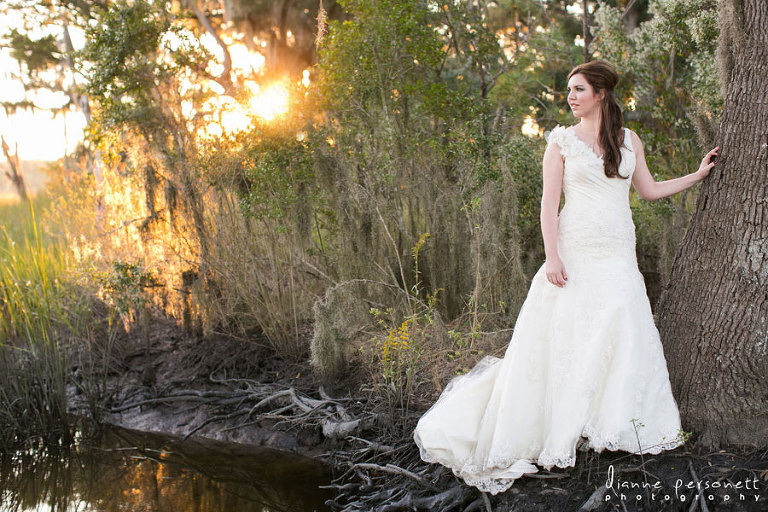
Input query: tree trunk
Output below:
<box><xmin>582</xmin><ymin>0</ymin><xmax>592</xmax><ymax>61</ymax></box>
<box><xmin>656</xmin><ymin>0</ymin><xmax>768</xmax><ymax>449</ymax></box>
<box><xmin>1</xmin><ymin>136</ymin><xmax>28</xmax><ymax>202</ymax></box>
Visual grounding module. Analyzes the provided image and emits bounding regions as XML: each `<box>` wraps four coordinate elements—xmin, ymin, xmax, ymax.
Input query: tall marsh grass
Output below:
<box><xmin>0</xmin><ymin>198</ymin><xmax>95</xmax><ymax>449</ymax></box>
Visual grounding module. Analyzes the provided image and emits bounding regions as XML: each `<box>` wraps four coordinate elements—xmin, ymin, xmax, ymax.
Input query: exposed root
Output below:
<box><xmin>108</xmin><ymin>375</ymin><xmax>373</xmax><ymax>446</ymax></box>
<box><xmin>353</xmin><ymin>462</ymin><xmax>441</xmax><ymax>492</ymax></box>
<box><xmin>324</xmin><ymin>429</ymin><xmax>478</xmax><ymax>511</ymax></box>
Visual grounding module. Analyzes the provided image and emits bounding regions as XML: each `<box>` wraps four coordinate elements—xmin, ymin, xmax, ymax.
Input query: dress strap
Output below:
<box><xmin>623</xmin><ymin>127</ymin><xmax>633</xmax><ymax>151</ymax></box>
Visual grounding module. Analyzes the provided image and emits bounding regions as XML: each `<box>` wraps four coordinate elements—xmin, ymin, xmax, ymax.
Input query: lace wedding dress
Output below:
<box><xmin>413</xmin><ymin>125</ymin><xmax>686</xmax><ymax>495</ymax></box>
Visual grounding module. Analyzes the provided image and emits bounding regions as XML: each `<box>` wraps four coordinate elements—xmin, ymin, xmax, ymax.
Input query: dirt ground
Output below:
<box><xmin>488</xmin><ymin>444</ymin><xmax>767</xmax><ymax>511</ymax></box>
<box><xmin>80</xmin><ymin>319</ymin><xmax>768</xmax><ymax>512</ymax></box>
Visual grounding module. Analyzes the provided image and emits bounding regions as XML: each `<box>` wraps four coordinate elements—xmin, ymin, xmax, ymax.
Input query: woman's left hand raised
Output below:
<box><xmin>696</xmin><ymin>146</ymin><xmax>719</xmax><ymax>180</ymax></box>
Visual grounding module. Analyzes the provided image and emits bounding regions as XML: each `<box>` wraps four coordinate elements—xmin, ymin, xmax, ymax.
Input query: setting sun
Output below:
<box><xmin>249</xmin><ymin>82</ymin><xmax>290</xmax><ymax>121</ymax></box>
<box><xmin>191</xmin><ymin>80</ymin><xmax>292</xmax><ymax>139</ymax></box>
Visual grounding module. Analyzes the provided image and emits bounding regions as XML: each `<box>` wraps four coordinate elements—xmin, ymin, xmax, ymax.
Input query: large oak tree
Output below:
<box><xmin>657</xmin><ymin>0</ymin><xmax>768</xmax><ymax>449</ymax></box>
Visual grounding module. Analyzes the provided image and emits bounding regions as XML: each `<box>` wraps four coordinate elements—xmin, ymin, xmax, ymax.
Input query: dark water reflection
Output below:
<box><xmin>0</xmin><ymin>426</ymin><xmax>333</xmax><ymax>511</ymax></box>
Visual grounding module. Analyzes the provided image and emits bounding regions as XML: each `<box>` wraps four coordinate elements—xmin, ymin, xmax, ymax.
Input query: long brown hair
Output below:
<box><xmin>567</xmin><ymin>60</ymin><xmax>628</xmax><ymax>179</ymax></box>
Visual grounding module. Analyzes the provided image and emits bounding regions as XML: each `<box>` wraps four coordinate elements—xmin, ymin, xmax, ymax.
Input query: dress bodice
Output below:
<box><xmin>546</xmin><ymin>125</ymin><xmax>638</xmax><ymax>261</ymax></box>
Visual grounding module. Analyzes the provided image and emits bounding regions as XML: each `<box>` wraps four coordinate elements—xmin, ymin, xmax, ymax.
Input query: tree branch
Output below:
<box><xmin>184</xmin><ymin>0</ymin><xmax>234</xmax><ymax>94</ymax></box>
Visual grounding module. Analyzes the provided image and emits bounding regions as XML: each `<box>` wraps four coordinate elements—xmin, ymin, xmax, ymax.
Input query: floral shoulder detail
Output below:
<box><xmin>546</xmin><ymin>125</ymin><xmax>572</xmax><ymax>158</ymax></box>
<box><xmin>546</xmin><ymin>124</ymin><xmax>600</xmax><ymax>161</ymax></box>
<box><xmin>546</xmin><ymin>125</ymin><xmax>566</xmax><ymax>146</ymax></box>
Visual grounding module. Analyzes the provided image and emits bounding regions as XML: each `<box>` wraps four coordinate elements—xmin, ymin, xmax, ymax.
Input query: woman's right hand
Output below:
<box><xmin>545</xmin><ymin>256</ymin><xmax>568</xmax><ymax>287</ymax></box>
<box><xmin>695</xmin><ymin>145</ymin><xmax>719</xmax><ymax>180</ymax></box>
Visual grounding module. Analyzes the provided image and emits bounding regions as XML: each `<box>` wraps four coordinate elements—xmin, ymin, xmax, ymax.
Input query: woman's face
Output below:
<box><xmin>567</xmin><ymin>73</ymin><xmax>603</xmax><ymax>119</ymax></box>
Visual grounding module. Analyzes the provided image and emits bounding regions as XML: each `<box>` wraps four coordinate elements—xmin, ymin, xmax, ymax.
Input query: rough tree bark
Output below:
<box><xmin>656</xmin><ymin>0</ymin><xmax>768</xmax><ymax>449</ymax></box>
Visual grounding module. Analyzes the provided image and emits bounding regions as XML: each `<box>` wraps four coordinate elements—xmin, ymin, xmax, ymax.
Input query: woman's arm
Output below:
<box><xmin>630</xmin><ymin>130</ymin><xmax>719</xmax><ymax>201</ymax></box>
<box><xmin>541</xmin><ymin>140</ymin><xmax>567</xmax><ymax>287</ymax></box>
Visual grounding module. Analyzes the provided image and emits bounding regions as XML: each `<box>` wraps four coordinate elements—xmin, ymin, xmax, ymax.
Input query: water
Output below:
<box><xmin>0</xmin><ymin>426</ymin><xmax>333</xmax><ymax>511</ymax></box>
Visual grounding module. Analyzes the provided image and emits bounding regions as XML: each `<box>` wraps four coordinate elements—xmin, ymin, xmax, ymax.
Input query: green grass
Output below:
<box><xmin>0</xmin><ymin>197</ymin><xmax>94</xmax><ymax>449</ymax></box>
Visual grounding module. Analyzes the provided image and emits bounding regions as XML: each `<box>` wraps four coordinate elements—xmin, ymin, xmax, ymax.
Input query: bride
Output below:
<box><xmin>412</xmin><ymin>60</ymin><xmax>719</xmax><ymax>495</ymax></box>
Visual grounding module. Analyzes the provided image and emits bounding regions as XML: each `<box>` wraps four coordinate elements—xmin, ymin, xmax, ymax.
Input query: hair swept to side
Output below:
<box><xmin>567</xmin><ymin>60</ymin><xmax>629</xmax><ymax>179</ymax></box>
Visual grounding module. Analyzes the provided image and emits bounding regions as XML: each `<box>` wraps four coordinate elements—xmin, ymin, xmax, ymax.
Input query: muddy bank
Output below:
<box><xmin>69</xmin><ymin>319</ymin><xmax>368</xmax><ymax>459</ymax></box>
<box><xmin>69</xmin><ymin>319</ymin><xmax>768</xmax><ymax>512</ymax></box>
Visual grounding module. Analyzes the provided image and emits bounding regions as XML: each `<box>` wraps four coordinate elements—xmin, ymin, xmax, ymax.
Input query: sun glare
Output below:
<box><xmin>249</xmin><ymin>82</ymin><xmax>290</xmax><ymax>122</ymax></box>
<box><xmin>2</xmin><ymin>13</ymin><xmax>297</xmax><ymax>159</ymax></box>
<box><xmin>192</xmin><ymin>80</ymin><xmax>292</xmax><ymax>140</ymax></box>
<box><xmin>522</xmin><ymin>115</ymin><xmax>540</xmax><ymax>137</ymax></box>
<box><xmin>194</xmin><ymin>95</ymin><xmax>247</xmax><ymax>139</ymax></box>
<box><xmin>228</xmin><ymin>42</ymin><xmax>266</xmax><ymax>75</ymax></box>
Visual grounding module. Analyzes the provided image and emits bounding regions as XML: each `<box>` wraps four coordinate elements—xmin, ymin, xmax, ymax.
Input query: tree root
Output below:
<box><xmin>110</xmin><ymin>372</ymin><xmax>481</xmax><ymax>511</ymax></box>
<box><xmin>353</xmin><ymin>462</ymin><xmax>441</xmax><ymax>492</ymax></box>
<box><xmin>325</xmin><ymin>431</ymin><xmax>479</xmax><ymax>511</ymax></box>
<box><xmin>108</xmin><ymin>373</ymin><xmax>376</xmax><ymax>449</ymax></box>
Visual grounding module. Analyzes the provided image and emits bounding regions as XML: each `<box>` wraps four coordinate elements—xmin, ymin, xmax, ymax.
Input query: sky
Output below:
<box><xmin>0</xmin><ymin>9</ymin><xmax>87</xmax><ymax>162</ymax></box>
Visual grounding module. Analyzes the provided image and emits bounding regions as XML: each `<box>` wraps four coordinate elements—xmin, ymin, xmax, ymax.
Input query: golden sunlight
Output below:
<box><xmin>192</xmin><ymin>79</ymin><xmax>292</xmax><ymax>140</ymax></box>
<box><xmin>228</xmin><ymin>42</ymin><xmax>266</xmax><ymax>75</ymax></box>
<box><xmin>194</xmin><ymin>94</ymin><xmax>250</xmax><ymax>139</ymax></box>
<box><xmin>521</xmin><ymin>115</ymin><xmax>540</xmax><ymax>137</ymax></box>
<box><xmin>249</xmin><ymin>81</ymin><xmax>290</xmax><ymax>121</ymax></box>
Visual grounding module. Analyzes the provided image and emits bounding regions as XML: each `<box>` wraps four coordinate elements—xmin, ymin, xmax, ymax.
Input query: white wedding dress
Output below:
<box><xmin>413</xmin><ymin>125</ymin><xmax>685</xmax><ymax>495</ymax></box>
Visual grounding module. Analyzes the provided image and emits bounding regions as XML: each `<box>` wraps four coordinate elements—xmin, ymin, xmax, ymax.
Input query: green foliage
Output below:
<box><xmin>505</xmin><ymin>134</ymin><xmax>546</xmax><ymax>272</ymax></box>
<box><xmin>79</xmin><ymin>0</ymin><xmax>170</xmax><ymax>130</ymax></box>
<box><xmin>236</xmin><ymin>133</ymin><xmax>316</xmax><ymax>227</ymax></box>
<box><xmin>593</xmin><ymin>0</ymin><xmax>721</xmax><ymax>130</ymax></box>
<box><xmin>78</xmin><ymin>0</ymin><xmax>216</xmax><ymax>133</ymax></box>
<box><xmin>4</xmin><ymin>28</ymin><xmax>61</xmax><ymax>75</ymax></box>
<box><xmin>488</xmin><ymin>1</ymin><xmax>585</xmax><ymax>126</ymax></box>
<box><xmin>320</xmin><ymin>0</ymin><xmax>468</xmax><ymax>116</ymax></box>
<box><xmin>97</xmin><ymin>261</ymin><xmax>158</xmax><ymax>316</ymax></box>
<box><xmin>316</xmin><ymin>0</ymin><xmax>494</xmax><ymax>156</ymax></box>
<box><xmin>0</xmin><ymin>201</ymin><xmax>94</xmax><ymax>448</ymax></box>
<box><xmin>310</xmin><ymin>0</ymin><xmax>538</xmax><ymax>323</ymax></box>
